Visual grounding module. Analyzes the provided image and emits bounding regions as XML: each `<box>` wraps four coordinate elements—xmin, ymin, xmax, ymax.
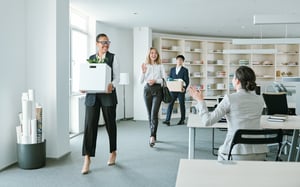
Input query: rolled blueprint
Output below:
<box><xmin>21</xmin><ymin>92</ymin><xmax>28</xmax><ymax>101</ymax></box>
<box><xmin>28</xmin><ymin>89</ymin><xmax>35</xmax><ymax>101</ymax></box>
<box><xmin>18</xmin><ymin>113</ymin><xmax>22</xmax><ymax>125</ymax></box>
<box><xmin>36</xmin><ymin>104</ymin><xmax>43</xmax><ymax>143</ymax></box>
<box><xmin>16</xmin><ymin>126</ymin><xmax>22</xmax><ymax>144</ymax></box>
<box><xmin>28</xmin><ymin>89</ymin><xmax>36</xmax><ymax>119</ymax></box>
<box><xmin>22</xmin><ymin>100</ymin><xmax>32</xmax><ymax>137</ymax></box>
<box><xmin>21</xmin><ymin>135</ymin><xmax>30</xmax><ymax>144</ymax></box>
<box><xmin>31</xmin><ymin>119</ymin><xmax>37</xmax><ymax>144</ymax></box>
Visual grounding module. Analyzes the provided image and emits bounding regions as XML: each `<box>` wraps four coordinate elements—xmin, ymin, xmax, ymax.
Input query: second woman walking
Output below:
<box><xmin>140</xmin><ymin>47</ymin><xmax>166</xmax><ymax>147</ymax></box>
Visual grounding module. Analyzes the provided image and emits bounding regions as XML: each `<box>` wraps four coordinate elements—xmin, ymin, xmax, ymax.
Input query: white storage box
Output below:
<box><xmin>79</xmin><ymin>63</ymin><xmax>111</xmax><ymax>93</ymax></box>
<box><xmin>167</xmin><ymin>80</ymin><xmax>183</xmax><ymax>92</ymax></box>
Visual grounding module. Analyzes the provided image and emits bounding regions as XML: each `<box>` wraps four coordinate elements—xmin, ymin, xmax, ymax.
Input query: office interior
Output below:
<box><xmin>1</xmin><ymin>0</ymin><xmax>300</xmax><ymax>186</ymax></box>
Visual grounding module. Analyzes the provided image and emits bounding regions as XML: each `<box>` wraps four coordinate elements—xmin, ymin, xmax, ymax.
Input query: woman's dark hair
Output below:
<box><xmin>235</xmin><ymin>66</ymin><xmax>257</xmax><ymax>92</ymax></box>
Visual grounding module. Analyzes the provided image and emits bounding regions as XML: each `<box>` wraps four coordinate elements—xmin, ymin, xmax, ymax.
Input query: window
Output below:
<box><xmin>70</xmin><ymin>8</ymin><xmax>89</xmax><ymax>94</ymax></box>
<box><xmin>70</xmin><ymin>9</ymin><xmax>88</xmax><ymax>31</ymax></box>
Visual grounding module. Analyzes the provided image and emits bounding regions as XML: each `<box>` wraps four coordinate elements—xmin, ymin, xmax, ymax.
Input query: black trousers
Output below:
<box><xmin>165</xmin><ymin>92</ymin><xmax>186</xmax><ymax>121</ymax></box>
<box><xmin>144</xmin><ymin>84</ymin><xmax>162</xmax><ymax>139</ymax></box>
<box><xmin>82</xmin><ymin>95</ymin><xmax>117</xmax><ymax>156</ymax></box>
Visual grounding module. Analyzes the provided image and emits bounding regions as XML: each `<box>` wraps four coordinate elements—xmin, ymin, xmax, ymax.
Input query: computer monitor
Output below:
<box><xmin>262</xmin><ymin>93</ymin><xmax>288</xmax><ymax>115</ymax></box>
<box><xmin>281</xmin><ymin>77</ymin><xmax>300</xmax><ymax>115</ymax></box>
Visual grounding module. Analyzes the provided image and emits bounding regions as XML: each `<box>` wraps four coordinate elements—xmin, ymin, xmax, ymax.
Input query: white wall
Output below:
<box><xmin>0</xmin><ymin>0</ymin><xmax>26</xmax><ymax>170</ymax></box>
<box><xmin>133</xmin><ymin>27</ymin><xmax>152</xmax><ymax>120</ymax></box>
<box><xmin>0</xmin><ymin>0</ymin><xmax>70</xmax><ymax>170</ymax></box>
<box><xmin>96</xmin><ymin>22</ymin><xmax>134</xmax><ymax>119</ymax></box>
<box><xmin>26</xmin><ymin>0</ymin><xmax>70</xmax><ymax>158</ymax></box>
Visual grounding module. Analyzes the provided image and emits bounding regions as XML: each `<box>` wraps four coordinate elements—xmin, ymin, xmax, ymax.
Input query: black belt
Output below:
<box><xmin>146</xmin><ymin>83</ymin><xmax>161</xmax><ymax>87</ymax></box>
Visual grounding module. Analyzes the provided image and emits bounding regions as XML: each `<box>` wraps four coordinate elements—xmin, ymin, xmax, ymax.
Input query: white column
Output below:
<box><xmin>133</xmin><ymin>27</ymin><xmax>152</xmax><ymax>120</ymax></box>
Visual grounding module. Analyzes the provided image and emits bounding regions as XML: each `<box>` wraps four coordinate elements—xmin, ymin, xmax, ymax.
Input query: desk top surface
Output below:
<box><xmin>187</xmin><ymin>113</ymin><xmax>300</xmax><ymax>129</ymax></box>
<box><xmin>176</xmin><ymin>159</ymin><xmax>300</xmax><ymax>187</ymax></box>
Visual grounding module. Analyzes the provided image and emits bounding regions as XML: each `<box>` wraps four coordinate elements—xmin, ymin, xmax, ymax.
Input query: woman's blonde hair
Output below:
<box><xmin>145</xmin><ymin>47</ymin><xmax>161</xmax><ymax>64</ymax></box>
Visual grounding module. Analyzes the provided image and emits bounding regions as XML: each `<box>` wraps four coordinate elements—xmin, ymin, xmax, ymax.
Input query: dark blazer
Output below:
<box><xmin>169</xmin><ymin>66</ymin><xmax>189</xmax><ymax>92</ymax></box>
<box><xmin>85</xmin><ymin>52</ymin><xmax>118</xmax><ymax>107</ymax></box>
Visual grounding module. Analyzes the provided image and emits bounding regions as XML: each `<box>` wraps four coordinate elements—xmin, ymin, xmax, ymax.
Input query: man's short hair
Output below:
<box><xmin>176</xmin><ymin>55</ymin><xmax>185</xmax><ymax>61</ymax></box>
<box><xmin>96</xmin><ymin>33</ymin><xmax>108</xmax><ymax>42</ymax></box>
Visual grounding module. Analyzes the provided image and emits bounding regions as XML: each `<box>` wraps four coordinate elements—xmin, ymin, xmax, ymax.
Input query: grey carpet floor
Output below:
<box><xmin>0</xmin><ymin>119</ymin><xmax>259</xmax><ymax>187</ymax></box>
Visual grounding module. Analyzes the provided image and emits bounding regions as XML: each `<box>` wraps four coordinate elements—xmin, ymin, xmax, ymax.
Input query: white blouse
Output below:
<box><xmin>196</xmin><ymin>89</ymin><xmax>268</xmax><ymax>155</ymax></box>
<box><xmin>139</xmin><ymin>63</ymin><xmax>166</xmax><ymax>85</ymax></box>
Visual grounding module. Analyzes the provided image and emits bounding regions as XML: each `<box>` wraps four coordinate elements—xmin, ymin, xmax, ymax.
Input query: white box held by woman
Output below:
<box><xmin>79</xmin><ymin>63</ymin><xmax>111</xmax><ymax>93</ymax></box>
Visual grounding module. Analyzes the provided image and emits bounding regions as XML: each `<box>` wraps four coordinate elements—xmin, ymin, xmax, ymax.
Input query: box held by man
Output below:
<box><xmin>79</xmin><ymin>63</ymin><xmax>111</xmax><ymax>93</ymax></box>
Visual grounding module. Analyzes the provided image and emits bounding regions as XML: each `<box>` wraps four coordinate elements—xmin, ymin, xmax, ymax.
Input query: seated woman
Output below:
<box><xmin>188</xmin><ymin>66</ymin><xmax>268</xmax><ymax>160</ymax></box>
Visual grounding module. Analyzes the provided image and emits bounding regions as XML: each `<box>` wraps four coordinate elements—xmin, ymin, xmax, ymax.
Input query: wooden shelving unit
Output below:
<box><xmin>153</xmin><ymin>36</ymin><xmax>300</xmax><ymax>119</ymax></box>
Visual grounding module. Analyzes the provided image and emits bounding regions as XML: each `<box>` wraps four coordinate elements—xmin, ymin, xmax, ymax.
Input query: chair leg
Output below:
<box><xmin>296</xmin><ymin>146</ymin><xmax>300</xmax><ymax>161</ymax></box>
<box><xmin>283</xmin><ymin>135</ymin><xmax>290</xmax><ymax>155</ymax></box>
<box><xmin>212</xmin><ymin>128</ymin><xmax>227</xmax><ymax>156</ymax></box>
<box><xmin>278</xmin><ymin>135</ymin><xmax>292</xmax><ymax>159</ymax></box>
<box><xmin>212</xmin><ymin>129</ymin><xmax>219</xmax><ymax>156</ymax></box>
<box><xmin>295</xmin><ymin>140</ymin><xmax>300</xmax><ymax>161</ymax></box>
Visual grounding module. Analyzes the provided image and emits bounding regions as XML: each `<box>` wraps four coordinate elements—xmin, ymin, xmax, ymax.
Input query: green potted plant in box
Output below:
<box><xmin>86</xmin><ymin>56</ymin><xmax>108</xmax><ymax>64</ymax></box>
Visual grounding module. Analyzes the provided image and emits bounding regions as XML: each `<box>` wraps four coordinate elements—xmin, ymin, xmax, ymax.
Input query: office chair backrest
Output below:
<box><xmin>262</xmin><ymin>93</ymin><xmax>288</xmax><ymax>115</ymax></box>
<box><xmin>228</xmin><ymin>129</ymin><xmax>283</xmax><ymax>161</ymax></box>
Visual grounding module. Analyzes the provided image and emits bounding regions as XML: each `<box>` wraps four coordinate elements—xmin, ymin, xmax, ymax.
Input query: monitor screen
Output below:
<box><xmin>281</xmin><ymin>77</ymin><xmax>300</xmax><ymax>115</ymax></box>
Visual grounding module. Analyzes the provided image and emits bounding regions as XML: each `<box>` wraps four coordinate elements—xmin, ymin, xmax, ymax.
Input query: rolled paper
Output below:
<box><xmin>28</xmin><ymin>89</ymin><xmax>36</xmax><ymax>119</ymax></box>
<box><xmin>18</xmin><ymin>112</ymin><xmax>23</xmax><ymax>125</ymax></box>
<box><xmin>31</xmin><ymin>119</ymin><xmax>37</xmax><ymax>144</ymax></box>
<box><xmin>22</xmin><ymin>100</ymin><xmax>32</xmax><ymax>136</ymax></box>
<box><xmin>21</xmin><ymin>135</ymin><xmax>30</xmax><ymax>144</ymax></box>
<box><xmin>36</xmin><ymin>105</ymin><xmax>43</xmax><ymax>143</ymax></box>
<box><xmin>16</xmin><ymin>126</ymin><xmax>22</xmax><ymax>144</ymax></box>
<box><xmin>21</xmin><ymin>92</ymin><xmax>28</xmax><ymax>101</ymax></box>
<box><xmin>28</xmin><ymin>89</ymin><xmax>35</xmax><ymax>101</ymax></box>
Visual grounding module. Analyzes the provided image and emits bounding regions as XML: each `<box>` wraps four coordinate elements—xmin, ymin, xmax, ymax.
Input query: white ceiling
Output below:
<box><xmin>70</xmin><ymin>0</ymin><xmax>300</xmax><ymax>38</ymax></box>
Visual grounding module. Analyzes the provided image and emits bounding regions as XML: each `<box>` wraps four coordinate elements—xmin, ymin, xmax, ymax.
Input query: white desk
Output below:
<box><xmin>176</xmin><ymin>159</ymin><xmax>300</xmax><ymax>187</ymax></box>
<box><xmin>187</xmin><ymin>114</ymin><xmax>300</xmax><ymax>161</ymax></box>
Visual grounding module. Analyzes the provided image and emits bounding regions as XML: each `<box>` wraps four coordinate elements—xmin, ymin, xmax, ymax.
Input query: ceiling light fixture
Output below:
<box><xmin>223</xmin><ymin>49</ymin><xmax>277</xmax><ymax>54</ymax></box>
<box><xmin>254</xmin><ymin>14</ymin><xmax>300</xmax><ymax>25</ymax></box>
<box><xmin>232</xmin><ymin>14</ymin><xmax>300</xmax><ymax>45</ymax></box>
<box><xmin>232</xmin><ymin>38</ymin><xmax>300</xmax><ymax>45</ymax></box>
